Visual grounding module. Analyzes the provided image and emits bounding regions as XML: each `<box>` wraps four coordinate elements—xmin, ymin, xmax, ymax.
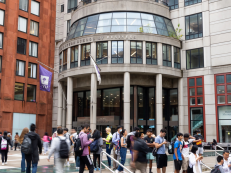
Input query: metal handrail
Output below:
<box><xmin>216</xmin><ymin>145</ymin><xmax>225</xmax><ymax>150</ymax></box>
<box><xmin>100</xmin><ymin>150</ymin><xmax>133</xmax><ymax>173</ymax></box>
<box><xmin>201</xmin><ymin>162</ymin><xmax>212</xmax><ymax>171</ymax></box>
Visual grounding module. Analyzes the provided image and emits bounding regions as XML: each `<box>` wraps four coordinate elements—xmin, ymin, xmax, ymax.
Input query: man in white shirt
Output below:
<box><xmin>223</xmin><ymin>150</ymin><xmax>231</xmax><ymax>173</ymax></box>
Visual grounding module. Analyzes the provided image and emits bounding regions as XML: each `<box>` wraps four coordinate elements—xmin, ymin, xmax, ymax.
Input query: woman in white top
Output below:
<box><xmin>188</xmin><ymin>145</ymin><xmax>203</xmax><ymax>173</ymax></box>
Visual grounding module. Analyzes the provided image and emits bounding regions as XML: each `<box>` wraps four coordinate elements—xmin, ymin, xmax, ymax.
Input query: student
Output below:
<box><xmin>25</xmin><ymin>124</ymin><xmax>42</xmax><ymax>173</ymax></box>
<box><xmin>14</xmin><ymin>132</ymin><xmax>19</xmax><ymax>151</ymax></box>
<box><xmin>215</xmin><ymin>156</ymin><xmax>225</xmax><ymax>173</ymax></box>
<box><xmin>19</xmin><ymin>128</ymin><xmax>29</xmax><ymax>172</ymax></box>
<box><xmin>63</xmin><ymin>128</ymin><xmax>71</xmax><ymax>167</ymax></box>
<box><xmin>144</xmin><ymin>129</ymin><xmax>155</xmax><ymax>173</ymax></box>
<box><xmin>48</xmin><ymin>128</ymin><xmax>70</xmax><ymax>173</ymax></box>
<box><xmin>92</xmin><ymin>130</ymin><xmax>103</xmax><ymax>171</ymax></box>
<box><xmin>155</xmin><ymin>129</ymin><xmax>168</xmax><ymax>173</ymax></box>
<box><xmin>102</xmin><ymin>127</ymin><xmax>113</xmax><ymax>168</ymax></box>
<box><xmin>193</xmin><ymin>130</ymin><xmax>204</xmax><ymax>156</ymax></box>
<box><xmin>0</xmin><ymin>131</ymin><xmax>12</xmax><ymax>165</ymax></box>
<box><xmin>112</xmin><ymin>126</ymin><xmax>122</xmax><ymax>170</ymax></box>
<box><xmin>127</xmin><ymin>127</ymin><xmax>140</xmax><ymax>161</ymax></box>
<box><xmin>188</xmin><ymin>145</ymin><xmax>203</xmax><ymax>173</ymax></box>
<box><xmin>117</xmin><ymin>129</ymin><xmax>127</xmax><ymax>173</ymax></box>
<box><xmin>130</xmin><ymin>132</ymin><xmax>150</xmax><ymax>173</ymax></box>
<box><xmin>42</xmin><ymin>132</ymin><xmax>50</xmax><ymax>155</ymax></box>
<box><xmin>173</xmin><ymin>133</ymin><xmax>183</xmax><ymax>173</ymax></box>
<box><xmin>222</xmin><ymin>150</ymin><xmax>231</xmax><ymax>173</ymax></box>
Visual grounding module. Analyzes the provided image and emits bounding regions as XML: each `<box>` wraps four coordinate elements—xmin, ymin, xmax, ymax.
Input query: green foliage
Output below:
<box><xmin>138</xmin><ymin>26</ymin><xmax>144</xmax><ymax>32</ymax></box>
<box><xmin>169</xmin><ymin>24</ymin><xmax>183</xmax><ymax>40</ymax></box>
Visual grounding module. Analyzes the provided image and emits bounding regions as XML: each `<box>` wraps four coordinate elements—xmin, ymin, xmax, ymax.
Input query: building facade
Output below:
<box><xmin>0</xmin><ymin>0</ymin><xmax>56</xmax><ymax>138</ymax></box>
<box><xmin>54</xmin><ymin>0</ymin><xmax>231</xmax><ymax>142</ymax></box>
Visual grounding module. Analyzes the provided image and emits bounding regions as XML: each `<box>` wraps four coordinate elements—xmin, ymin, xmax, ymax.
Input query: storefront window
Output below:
<box><xmin>96</xmin><ymin>42</ymin><xmax>108</xmax><ymax>64</ymax></box>
<box><xmin>81</xmin><ymin>44</ymin><xmax>91</xmax><ymax>66</ymax></box>
<box><xmin>146</xmin><ymin>42</ymin><xmax>157</xmax><ymax>65</ymax></box>
<box><xmin>112</xmin><ymin>41</ymin><xmax>124</xmax><ymax>64</ymax></box>
<box><xmin>130</xmin><ymin>41</ymin><xmax>142</xmax><ymax>64</ymax></box>
<box><xmin>218</xmin><ymin>106</ymin><xmax>231</xmax><ymax>142</ymax></box>
<box><xmin>191</xmin><ymin>107</ymin><xmax>204</xmax><ymax>136</ymax></box>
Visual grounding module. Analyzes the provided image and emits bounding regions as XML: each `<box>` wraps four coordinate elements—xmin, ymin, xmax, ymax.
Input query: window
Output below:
<box><xmin>96</xmin><ymin>42</ymin><xmax>108</xmax><ymax>64</ymax></box>
<box><xmin>67</xmin><ymin>20</ymin><xmax>71</xmax><ymax>35</ymax></box>
<box><xmin>162</xmin><ymin>44</ymin><xmax>171</xmax><ymax>67</ymax></box>
<box><xmin>59</xmin><ymin>53</ymin><xmax>62</xmax><ymax>72</ymax></box>
<box><xmin>28</xmin><ymin>63</ymin><xmax>37</xmax><ymax>78</ymax></box>
<box><xmin>17</xmin><ymin>38</ymin><xmax>26</xmax><ymax>55</ymax></box>
<box><xmin>16</xmin><ymin>60</ymin><xmax>25</xmax><ymax>76</ymax></box>
<box><xmin>30</xmin><ymin>20</ymin><xmax>39</xmax><ymax>36</ymax></box>
<box><xmin>71</xmin><ymin>46</ymin><xmax>78</xmax><ymax>68</ymax></box>
<box><xmin>112</xmin><ymin>41</ymin><xmax>124</xmax><ymax>64</ymax></box>
<box><xmin>14</xmin><ymin>83</ymin><xmax>24</xmax><ymax>100</ymax></box>
<box><xmin>19</xmin><ymin>0</ymin><xmax>28</xmax><ymax>12</ymax></box>
<box><xmin>174</xmin><ymin>47</ymin><xmax>180</xmax><ymax>69</ymax></box>
<box><xmin>61</xmin><ymin>4</ymin><xmax>64</xmax><ymax>12</ymax></box>
<box><xmin>63</xmin><ymin>49</ymin><xmax>67</xmax><ymax>70</ymax></box>
<box><xmin>146</xmin><ymin>42</ymin><xmax>157</xmax><ymax>65</ymax></box>
<box><xmin>190</xmin><ymin>108</ymin><xmax>204</xmax><ymax>136</ymax></box>
<box><xmin>185</xmin><ymin>13</ymin><xmax>203</xmax><ymax>40</ymax></box>
<box><xmin>0</xmin><ymin>9</ymin><xmax>4</xmax><ymax>26</ymax></box>
<box><xmin>68</xmin><ymin>0</ymin><xmax>77</xmax><ymax>13</ymax></box>
<box><xmin>186</xmin><ymin>48</ymin><xmax>204</xmax><ymax>70</ymax></box>
<box><xmin>29</xmin><ymin>41</ymin><xmax>38</xmax><ymax>57</ymax></box>
<box><xmin>83</xmin><ymin>15</ymin><xmax>99</xmax><ymax>36</ymax></box>
<box><xmin>27</xmin><ymin>84</ymin><xmax>36</xmax><ymax>102</ymax></box>
<box><xmin>0</xmin><ymin>33</ymin><xmax>2</xmax><ymax>49</ymax></box>
<box><xmin>18</xmin><ymin>16</ymin><xmax>27</xmax><ymax>33</ymax></box>
<box><xmin>81</xmin><ymin>44</ymin><xmax>90</xmax><ymax>66</ymax></box>
<box><xmin>185</xmin><ymin>0</ymin><xmax>202</xmax><ymax>6</ymax></box>
<box><xmin>130</xmin><ymin>41</ymin><xmax>142</xmax><ymax>64</ymax></box>
<box><xmin>0</xmin><ymin>0</ymin><xmax>5</xmax><ymax>4</ymax></box>
<box><xmin>168</xmin><ymin>0</ymin><xmax>178</xmax><ymax>10</ymax></box>
<box><xmin>31</xmin><ymin>0</ymin><xmax>40</xmax><ymax>16</ymax></box>
<box><xmin>0</xmin><ymin>56</ymin><xmax>2</xmax><ymax>73</ymax></box>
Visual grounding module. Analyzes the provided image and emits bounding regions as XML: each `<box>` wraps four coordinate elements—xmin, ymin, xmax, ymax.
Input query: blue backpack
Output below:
<box><xmin>90</xmin><ymin>139</ymin><xmax>99</xmax><ymax>152</ymax></box>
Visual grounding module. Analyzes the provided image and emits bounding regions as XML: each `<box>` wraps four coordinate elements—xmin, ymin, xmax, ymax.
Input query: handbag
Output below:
<box><xmin>152</xmin><ymin>147</ymin><xmax>158</xmax><ymax>156</ymax></box>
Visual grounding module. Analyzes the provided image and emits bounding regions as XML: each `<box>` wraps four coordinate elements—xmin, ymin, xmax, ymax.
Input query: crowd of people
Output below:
<box><xmin>0</xmin><ymin>125</ymin><xmax>231</xmax><ymax>173</ymax></box>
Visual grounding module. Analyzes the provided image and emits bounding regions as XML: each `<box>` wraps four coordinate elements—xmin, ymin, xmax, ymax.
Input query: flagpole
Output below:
<box><xmin>89</xmin><ymin>54</ymin><xmax>101</xmax><ymax>71</ymax></box>
<box><xmin>36</xmin><ymin>60</ymin><xmax>60</xmax><ymax>74</ymax></box>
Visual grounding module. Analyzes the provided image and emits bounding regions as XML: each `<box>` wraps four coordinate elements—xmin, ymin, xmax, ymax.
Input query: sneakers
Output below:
<box><xmin>2</xmin><ymin>163</ymin><xmax>4</xmax><ymax>166</ymax></box>
<box><xmin>5</xmin><ymin>162</ymin><xmax>7</xmax><ymax>165</ymax></box>
<box><xmin>66</xmin><ymin>162</ymin><xmax>70</xmax><ymax>167</ymax></box>
<box><xmin>97</xmin><ymin>168</ymin><xmax>100</xmax><ymax>171</ymax></box>
<box><xmin>94</xmin><ymin>168</ymin><xmax>97</xmax><ymax>171</ymax></box>
<box><xmin>76</xmin><ymin>167</ymin><xmax>79</xmax><ymax>169</ymax></box>
<box><xmin>115</xmin><ymin>170</ymin><xmax>119</xmax><ymax>173</ymax></box>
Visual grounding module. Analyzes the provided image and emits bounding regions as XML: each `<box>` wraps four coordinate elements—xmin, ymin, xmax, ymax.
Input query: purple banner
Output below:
<box><xmin>39</xmin><ymin>65</ymin><xmax>52</xmax><ymax>92</ymax></box>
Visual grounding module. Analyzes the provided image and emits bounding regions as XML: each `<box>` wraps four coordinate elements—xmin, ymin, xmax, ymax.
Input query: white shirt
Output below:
<box><xmin>182</xmin><ymin>139</ymin><xmax>195</xmax><ymax>158</ymax></box>
<box><xmin>223</xmin><ymin>158</ymin><xmax>231</xmax><ymax>173</ymax></box>
<box><xmin>189</xmin><ymin>153</ymin><xmax>202</xmax><ymax>173</ymax></box>
<box><xmin>72</xmin><ymin>132</ymin><xmax>78</xmax><ymax>140</ymax></box>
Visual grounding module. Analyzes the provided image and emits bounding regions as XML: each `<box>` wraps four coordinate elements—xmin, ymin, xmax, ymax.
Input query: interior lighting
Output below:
<box><xmin>130</xmin><ymin>19</ymin><xmax>136</xmax><ymax>25</ymax></box>
<box><xmin>115</xmin><ymin>19</ymin><xmax>120</xmax><ymax>25</ymax></box>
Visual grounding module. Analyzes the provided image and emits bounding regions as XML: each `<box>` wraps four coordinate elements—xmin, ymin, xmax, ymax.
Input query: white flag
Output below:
<box><xmin>91</xmin><ymin>57</ymin><xmax>101</xmax><ymax>84</ymax></box>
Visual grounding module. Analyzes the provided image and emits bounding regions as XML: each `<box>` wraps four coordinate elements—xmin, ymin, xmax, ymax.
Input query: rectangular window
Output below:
<box><xmin>186</xmin><ymin>48</ymin><xmax>204</xmax><ymax>70</ymax></box>
<box><xmin>0</xmin><ymin>33</ymin><xmax>2</xmax><ymax>49</ymax></box>
<box><xmin>112</xmin><ymin>41</ymin><xmax>124</xmax><ymax>64</ymax></box>
<box><xmin>17</xmin><ymin>38</ymin><xmax>26</xmax><ymax>55</ymax></box>
<box><xmin>81</xmin><ymin>44</ymin><xmax>91</xmax><ymax>66</ymax></box>
<box><xmin>0</xmin><ymin>56</ymin><xmax>2</xmax><ymax>73</ymax></box>
<box><xmin>185</xmin><ymin>0</ymin><xmax>202</xmax><ymax>7</ymax></box>
<box><xmin>14</xmin><ymin>83</ymin><xmax>24</xmax><ymax>100</ymax></box>
<box><xmin>27</xmin><ymin>84</ymin><xmax>36</xmax><ymax>102</ymax></box>
<box><xmin>61</xmin><ymin>4</ymin><xmax>64</xmax><ymax>12</ymax></box>
<box><xmin>130</xmin><ymin>41</ymin><xmax>142</xmax><ymax>64</ymax></box>
<box><xmin>168</xmin><ymin>0</ymin><xmax>178</xmax><ymax>10</ymax></box>
<box><xmin>63</xmin><ymin>49</ymin><xmax>67</xmax><ymax>71</ymax></box>
<box><xmin>0</xmin><ymin>0</ymin><xmax>5</xmax><ymax>4</ymax></box>
<box><xmin>30</xmin><ymin>20</ymin><xmax>39</xmax><ymax>36</ymax></box>
<box><xmin>0</xmin><ymin>9</ymin><xmax>4</xmax><ymax>26</ymax></box>
<box><xmin>146</xmin><ymin>42</ymin><xmax>157</xmax><ymax>65</ymax></box>
<box><xmin>185</xmin><ymin>13</ymin><xmax>203</xmax><ymax>40</ymax></box>
<box><xmin>96</xmin><ymin>42</ymin><xmax>108</xmax><ymax>64</ymax></box>
<box><xmin>59</xmin><ymin>53</ymin><xmax>62</xmax><ymax>72</ymax></box>
<box><xmin>31</xmin><ymin>0</ymin><xmax>40</xmax><ymax>16</ymax></box>
<box><xmin>71</xmin><ymin>46</ymin><xmax>78</xmax><ymax>68</ymax></box>
<box><xmin>162</xmin><ymin>44</ymin><xmax>171</xmax><ymax>67</ymax></box>
<box><xmin>19</xmin><ymin>0</ymin><xmax>28</xmax><ymax>12</ymax></box>
<box><xmin>174</xmin><ymin>47</ymin><xmax>180</xmax><ymax>69</ymax></box>
<box><xmin>29</xmin><ymin>41</ymin><xmax>38</xmax><ymax>57</ymax></box>
<box><xmin>68</xmin><ymin>0</ymin><xmax>77</xmax><ymax>13</ymax></box>
<box><xmin>218</xmin><ymin>106</ymin><xmax>231</xmax><ymax>142</ymax></box>
<box><xmin>67</xmin><ymin>20</ymin><xmax>71</xmax><ymax>35</ymax></box>
<box><xmin>190</xmin><ymin>107</ymin><xmax>204</xmax><ymax>136</ymax></box>
<box><xmin>18</xmin><ymin>16</ymin><xmax>27</xmax><ymax>33</ymax></box>
<box><xmin>28</xmin><ymin>63</ymin><xmax>37</xmax><ymax>78</ymax></box>
<box><xmin>16</xmin><ymin>60</ymin><xmax>25</xmax><ymax>76</ymax></box>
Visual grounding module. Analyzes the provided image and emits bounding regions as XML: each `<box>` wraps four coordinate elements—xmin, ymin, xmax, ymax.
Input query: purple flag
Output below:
<box><xmin>39</xmin><ymin>65</ymin><xmax>52</xmax><ymax>92</ymax></box>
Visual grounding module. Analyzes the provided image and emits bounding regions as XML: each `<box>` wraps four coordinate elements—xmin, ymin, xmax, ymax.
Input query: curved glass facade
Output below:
<box><xmin>66</xmin><ymin>12</ymin><xmax>176</xmax><ymax>41</ymax></box>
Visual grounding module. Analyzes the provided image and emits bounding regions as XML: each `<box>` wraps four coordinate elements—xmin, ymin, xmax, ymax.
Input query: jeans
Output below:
<box><xmin>1</xmin><ymin>150</ymin><xmax>7</xmax><ymax>163</ymax></box>
<box><xmin>43</xmin><ymin>142</ymin><xmax>49</xmax><ymax>153</ymax></box>
<box><xmin>93</xmin><ymin>154</ymin><xmax>100</xmax><ymax>168</ymax></box>
<box><xmin>21</xmin><ymin>151</ymin><xmax>26</xmax><ymax>172</ymax></box>
<box><xmin>79</xmin><ymin>155</ymin><xmax>94</xmax><ymax>173</ymax></box>
<box><xmin>15</xmin><ymin>143</ymin><xmax>18</xmax><ymax>151</ymax></box>
<box><xmin>55</xmin><ymin>158</ymin><xmax>66</xmax><ymax>173</ymax></box>
<box><xmin>106</xmin><ymin>144</ymin><xmax>112</xmax><ymax>167</ymax></box>
<box><xmin>76</xmin><ymin>155</ymin><xmax>80</xmax><ymax>167</ymax></box>
<box><xmin>118</xmin><ymin>147</ymin><xmax>127</xmax><ymax>171</ymax></box>
<box><xmin>26</xmin><ymin>158</ymin><xmax>38</xmax><ymax>173</ymax></box>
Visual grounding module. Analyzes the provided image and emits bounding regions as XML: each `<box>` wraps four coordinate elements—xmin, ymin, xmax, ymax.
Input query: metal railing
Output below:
<box><xmin>215</xmin><ymin>145</ymin><xmax>224</xmax><ymax>157</ymax></box>
<box><xmin>100</xmin><ymin>151</ymin><xmax>133</xmax><ymax>173</ymax></box>
<box><xmin>201</xmin><ymin>162</ymin><xmax>212</xmax><ymax>171</ymax></box>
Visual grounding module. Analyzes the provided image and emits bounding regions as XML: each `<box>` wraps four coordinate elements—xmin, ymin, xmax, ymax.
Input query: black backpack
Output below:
<box><xmin>74</xmin><ymin>134</ymin><xmax>83</xmax><ymax>156</ymax></box>
<box><xmin>21</xmin><ymin>135</ymin><xmax>32</xmax><ymax>154</ymax></box>
<box><xmin>127</xmin><ymin>135</ymin><xmax>132</xmax><ymax>148</ymax></box>
<box><xmin>168</xmin><ymin>140</ymin><xmax>184</xmax><ymax>154</ymax></box>
<box><xmin>211</xmin><ymin>166</ymin><xmax>221</xmax><ymax>173</ymax></box>
<box><xmin>59</xmin><ymin>137</ymin><xmax>69</xmax><ymax>159</ymax></box>
<box><xmin>90</xmin><ymin>139</ymin><xmax>99</xmax><ymax>152</ymax></box>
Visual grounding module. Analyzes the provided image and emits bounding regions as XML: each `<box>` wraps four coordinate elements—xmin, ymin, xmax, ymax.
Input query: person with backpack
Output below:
<box><xmin>213</xmin><ymin>156</ymin><xmax>225</xmax><ymax>173</ymax></box>
<box><xmin>127</xmin><ymin>127</ymin><xmax>140</xmax><ymax>161</ymax></box>
<box><xmin>24</xmin><ymin>124</ymin><xmax>42</xmax><ymax>173</ymax></box>
<box><xmin>48</xmin><ymin>128</ymin><xmax>70</xmax><ymax>173</ymax></box>
<box><xmin>19</xmin><ymin>128</ymin><xmax>29</xmax><ymax>172</ymax></box>
<box><xmin>0</xmin><ymin>131</ymin><xmax>12</xmax><ymax>165</ymax></box>
<box><xmin>144</xmin><ymin>129</ymin><xmax>155</xmax><ymax>173</ymax></box>
<box><xmin>173</xmin><ymin>133</ymin><xmax>183</xmax><ymax>173</ymax></box>
<box><xmin>63</xmin><ymin>128</ymin><xmax>71</xmax><ymax>167</ymax></box>
<box><xmin>102</xmin><ymin>127</ymin><xmax>113</xmax><ymax>168</ymax></box>
<box><xmin>91</xmin><ymin>129</ymin><xmax>103</xmax><ymax>171</ymax></box>
<box><xmin>116</xmin><ymin>129</ymin><xmax>127</xmax><ymax>173</ymax></box>
<box><xmin>42</xmin><ymin>132</ymin><xmax>50</xmax><ymax>155</ymax></box>
<box><xmin>193</xmin><ymin>130</ymin><xmax>204</xmax><ymax>156</ymax></box>
<box><xmin>112</xmin><ymin>126</ymin><xmax>123</xmax><ymax>170</ymax></box>
<box><xmin>188</xmin><ymin>145</ymin><xmax>203</xmax><ymax>173</ymax></box>
<box><xmin>14</xmin><ymin>132</ymin><xmax>19</xmax><ymax>151</ymax></box>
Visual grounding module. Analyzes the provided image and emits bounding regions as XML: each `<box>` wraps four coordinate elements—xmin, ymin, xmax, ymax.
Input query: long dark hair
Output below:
<box><xmin>3</xmin><ymin>131</ymin><xmax>7</xmax><ymax>139</ymax></box>
<box><xmin>92</xmin><ymin>129</ymin><xmax>101</xmax><ymax>140</ymax></box>
<box><xmin>120</xmin><ymin>129</ymin><xmax>126</xmax><ymax>138</ymax></box>
<box><xmin>191</xmin><ymin>145</ymin><xmax>198</xmax><ymax>154</ymax></box>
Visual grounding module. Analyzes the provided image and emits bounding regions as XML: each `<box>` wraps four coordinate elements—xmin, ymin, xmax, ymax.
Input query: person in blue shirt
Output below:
<box><xmin>112</xmin><ymin>126</ymin><xmax>122</xmax><ymax>170</ymax></box>
<box><xmin>173</xmin><ymin>133</ymin><xmax>184</xmax><ymax>173</ymax></box>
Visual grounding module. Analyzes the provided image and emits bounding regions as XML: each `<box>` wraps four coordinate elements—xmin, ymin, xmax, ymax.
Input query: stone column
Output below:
<box><xmin>124</xmin><ymin>72</ymin><xmax>130</xmax><ymax>133</ymax></box>
<box><xmin>108</xmin><ymin>41</ymin><xmax>111</xmax><ymax>64</ymax></box>
<box><xmin>143</xmin><ymin>41</ymin><xmax>146</xmax><ymax>64</ymax></box>
<box><xmin>78</xmin><ymin>44</ymin><xmax>81</xmax><ymax>67</ymax></box>
<box><xmin>66</xmin><ymin>77</ymin><xmax>73</xmax><ymax>130</ymax></box>
<box><xmin>90</xmin><ymin>73</ymin><xmax>97</xmax><ymax>130</ymax></box>
<box><xmin>124</xmin><ymin>40</ymin><xmax>130</xmax><ymax>64</ymax></box>
<box><xmin>91</xmin><ymin>42</ymin><xmax>96</xmax><ymax>65</ymax></box>
<box><xmin>157</xmin><ymin>43</ymin><xmax>162</xmax><ymax>66</ymax></box>
<box><xmin>178</xmin><ymin>78</ymin><xmax>184</xmax><ymax>133</ymax></box>
<box><xmin>62</xmin><ymin>86</ymin><xmax>67</xmax><ymax>128</ymax></box>
<box><xmin>57</xmin><ymin>81</ymin><xmax>63</xmax><ymax>127</ymax></box>
<box><xmin>67</xmin><ymin>47</ymin><xmax>71</xmax><ymax>70</ymax></box>
<box><xmin>156</xmin><ymin>74</ymin><xmax>163</xmax><ymax>134</ymax></box>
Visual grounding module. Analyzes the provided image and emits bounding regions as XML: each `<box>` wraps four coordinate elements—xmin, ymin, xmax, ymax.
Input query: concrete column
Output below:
<box><xmin>108</xmin><ymin>41</ymin><xmax>111</xmax><ymax>64</ymax></box>
<box><xmin>78</xmin><ymin>44</ymin><xmax>81</xmax><ymax>67</ymax></box>
<box><xmin>124</xmin><ymin>72</ymin><xmax>130</xmax><ymax>133</ymax></box>
<box><xmin>157</xmin><ymin>43</ymin><xmax>162</xmax><ymax>66</ymax></box>
<box><xmin>90</xmin><ymin>73</ymin><xmax>97</xmax><ymax>130</ymax></box>
<box><xmin>62</xmin><ymin>86</ymin><xmax>67</xmax><ymax>128</ymax></box>
<box><xmin>178</xmin><ymin>78</ymin><xmax>184</xmax><ymax>133</ymax></box>
<box><xmin>143</xmin><ymin>41</ymin><xmax>146</xmax><ymax>64</ymax></box>
<box><xmin>124</xmin><ymin>40</ymin><xmax>130</xmax><ymax>64</ymax></box>
<box><xmin>156</xmin><ymin>74</ymin><xmax>163</xmax><ymax>134</ymax></box>
<box><xmin>172</xmin><ymin>46</ymin><xmax>174</xmax><ymax>68</ymax></box>
<box><xmin>91</xmin><ymin>42</ymin><xmax>96</xmax><ymax>65</ymax></box>
<box><xmin>66</xmin><ymin>77</ymin><xmax>73</xmax><ymax>130</ymax></box>
<box><xmin>57</xmin><ymin>81</ymin><xmax>63</xmax><ymax>127</ymax></box>
<box><xmin>67</xmin><ymin>47</ymin><xmax>71</xmax><ymax>70</ymax></box>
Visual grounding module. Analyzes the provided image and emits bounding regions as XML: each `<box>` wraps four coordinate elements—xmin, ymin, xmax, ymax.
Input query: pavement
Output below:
<box><xmin>0</xmin><ymin>149</ymin><xmax>220</xmax><ymax>173</ymax></box>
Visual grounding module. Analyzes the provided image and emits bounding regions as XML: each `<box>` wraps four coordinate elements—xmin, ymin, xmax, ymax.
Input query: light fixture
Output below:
<box><xmin>130</xmin><ymin>19</ymin><xmax>137</xmax><ymax>25</ymax></box>
<box><xmin>115</xmin><ymin>19</ymin><xmax>120</xmax><ymax>25</ymax></box>
<box><xmin>152</xmin><ymin>98</ymin><xmax>154</xmax><ymax>99</ymax></box>
<box><xmin>140</xmin><ymin>99</ymin><xmax>142</xmax><ymax>100</ymax></box>
<box><xmin>111</xmin><ymin>94</ymin><xmax>113</xmax><ymax>95</ymax></box>
<box><xmin>106</xmin><ymin>96</ymin><xmax>108</xmax><ymax>97</ymax></box>
<box><xmin>117</xmin><ymin>95</ymin><xmax>119</xmax><ymax>96</ymax></box>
